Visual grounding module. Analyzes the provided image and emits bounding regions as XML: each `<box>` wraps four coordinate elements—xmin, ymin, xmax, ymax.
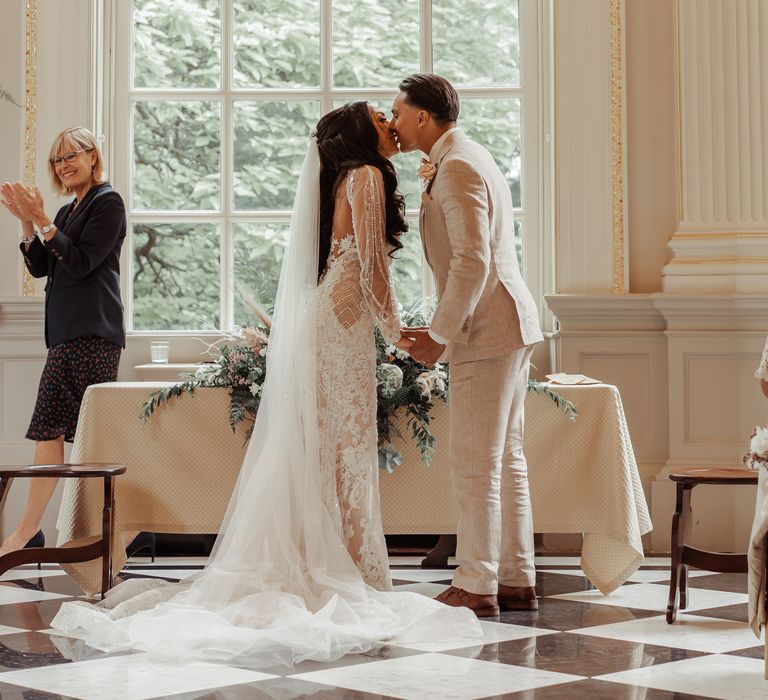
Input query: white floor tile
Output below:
<box><xmin>541</xmin><ymin>569</ymin><xmax>711</xmax><ymax>583</ymax></box>
<box><xmin>0</xmin><ymin>569</ymin><xmax>68</xmax><ymax>582</ymax></box>
<box><xmin>391</xmin><ymin>582</ymin><xmax>450</xmax><ymax>597</ymax></box>
<box><xmin>625</xmin><ymin>569</ymin><xmax>711</xmax><ymax>583</ymax></box>
<box><xmin>120</xmin><ymin>569</ymin><xmax>199</xmax><ymax>581</ymax></box>
<box><xmin>0</xmin><ymin>653</ymin><xmax>278</xmax><ymax>700</ymax></box>
<box><xmin>293</xmin><ymin>652</ymin><xmax>583</xmax><ymax>700</ymax></box>
<box><xmin>127</xmin><ymin>557</ymin><xmax>207</xmax><ymax>566</ymax></box>
<box><xmin>534</xmin><ymin>556</ymin><xmax>583</xmax><ymax>566</ymax></box>
<box><xmin>637</xmin><ymin>557</ymin><xmax>673</xmax><ymax>566</ymax></box>
<box><xmin>388</xmin><ymin>556</ymin><xmax>458</xmax><ymax>567</ymax></box>
<box><xmin>598</xmin><ymin>653</ymin><xmax>768</xmax><ymax>700</ymax></box>
<box><xmin>573</xmin><ymin>613</ymin><xmax>761</xmax><ymax>653</ymax></box>
<box><xmin>0</xmin><ymin>586</ymin><xmax>69</xmax><ymax>605</ymax></box>
<box><xmin>392</xmin><ymin>620</ymin><xmax>557</xmax><ymax>652</ymax></box>
<box><xmin>391</xmin><ymin>569</ymin><xmax>453</xmax><ymax>583</ymax></box>
<box><xmin>551</xmin><ymin>583</ymin><xmax>746</xmax><ymax>612</ymax></box>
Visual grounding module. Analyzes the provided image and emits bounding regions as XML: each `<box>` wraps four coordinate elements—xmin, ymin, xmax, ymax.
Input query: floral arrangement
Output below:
<box><xmin>374</xmin><ymin>303</ymin><xmax>450</xmax><ymax>471</ymax></box>
<box><xmin>743</xmin><ymin>426</ymin><xmax>768</xmax><ymax>470</ymax></box>
<box><xmin>140</xmin><ymin>299</ymin><xmax>576</xmax><ymax>472</ymax></box>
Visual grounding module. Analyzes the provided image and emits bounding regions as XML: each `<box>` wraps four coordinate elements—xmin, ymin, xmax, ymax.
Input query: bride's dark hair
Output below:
<box><xmin>314</xmin><ymin>101</ymin><xmax>407</xmax><ymax>281</ymax></box>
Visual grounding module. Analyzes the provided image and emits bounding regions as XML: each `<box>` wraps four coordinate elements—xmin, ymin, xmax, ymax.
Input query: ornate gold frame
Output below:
<box><xmin>609</xmin><ymin>0</ymin><xmax>625</xmax><ymax>294</ymax></box>
<box><xmin>22</xmin><ymin>0</ymin><xmax>38</xmax><ymax>296</ymax></box>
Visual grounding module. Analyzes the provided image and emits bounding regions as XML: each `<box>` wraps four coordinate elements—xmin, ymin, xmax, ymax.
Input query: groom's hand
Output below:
<box><xmin>398</xmin><ymin>327</ymin><xmax>445</xmax><ymax>367</ymax></box>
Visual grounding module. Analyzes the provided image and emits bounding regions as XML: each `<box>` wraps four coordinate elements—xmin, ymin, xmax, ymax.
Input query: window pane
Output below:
<box><xmin>232</xmin><ymin>222</ymin><xmax>289</xmax><ymax>325</ymax></box>
<box><xmin>433</xmin><ymin>0</ymin><xmax>520</xmax><ymax>87</ymax></box>
<box><xmin>133</xmin><ymin>101</ymin><xmax>221</xmax><ymax>211</ymax></box>
<box><xmin>132</xmin><ymin>223</ymin><xmax>221</xmax><ymax>330</ymax></box>
<box><xmin>133</xmin><ymin>0</ymin><xmax>220</xmax><ymax>88</ymax></box>
<box><xmin>392</xmin><ymin>221</ymin><xmax>424</xmax><ymax>310</ymax></box>
<box><xmin>233</xmin><ymin>101</ymin><xmax>321</xmax><ymax>210</ymax></box>
<box><xmin>393</xmin><ymin>150</ymin><xmax>422</xmax><ymax>213</ymax></box>
<box><xmin>233</xmin><ymin>0</ymin><xmax>320</xmax><ymax>88</ymax></box>
<box><xmin>461</xmin><ymin>98</ymin><xmax>522</xmax><ymax>208</ymax></box>
<box><xmin>514</xmin><ymin>219</ymin><xmax>524</xmax><ymax>272</ymax></box>
<box><xmin>332</xmin><ymin>0</ymin><xmax>420</xmax><ymax>88</ymax></box>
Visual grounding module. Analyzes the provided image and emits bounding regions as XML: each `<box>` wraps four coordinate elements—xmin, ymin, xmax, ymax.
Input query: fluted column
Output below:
<box><xmin>664</xmin><ymin>0</ymin><xmax>768</xmax><ymax>292</ymax></box>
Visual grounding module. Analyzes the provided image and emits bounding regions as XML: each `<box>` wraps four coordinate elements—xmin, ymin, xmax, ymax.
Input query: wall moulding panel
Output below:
<box><xmin>553</xmin><ymin>0</ymin><xmax>628</xmax><ymax>294</ymax></box>
<box><xmin>545</xmin><ymin>294</ymin><xmax>668</xmax><ymax>480</ymax></box>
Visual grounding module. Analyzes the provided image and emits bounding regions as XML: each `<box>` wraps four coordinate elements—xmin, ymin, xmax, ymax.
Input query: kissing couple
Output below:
<box><xmin>51</xmin><ymin>73</ymin><xmax>543</xmax><ymax>668</ymax></box>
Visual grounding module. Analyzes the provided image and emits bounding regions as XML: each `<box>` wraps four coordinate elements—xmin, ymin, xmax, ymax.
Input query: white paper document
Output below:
<box><xmin>545</xmin><ymin>372</ymin><xmax>602</xmax><ymax>385</ymax></box>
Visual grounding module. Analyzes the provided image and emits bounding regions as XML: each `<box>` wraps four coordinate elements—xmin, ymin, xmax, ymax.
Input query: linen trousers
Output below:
<box><xmin>449</xmin><ymin>345</ymin><xmax>535</xmax><ymax>594</ymax></box>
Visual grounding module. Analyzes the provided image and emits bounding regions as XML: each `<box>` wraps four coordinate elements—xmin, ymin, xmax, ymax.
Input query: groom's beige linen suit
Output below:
<box><xmin>420</xmin><ymin>128</ymin><xmax>543</xmax><ymax>594</ymax></box>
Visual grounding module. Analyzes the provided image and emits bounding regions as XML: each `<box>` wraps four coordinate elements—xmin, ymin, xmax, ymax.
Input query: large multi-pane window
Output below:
<box><xmin>115</xmin><ymin>0</ymin><xmax>541</xmax><ymax>331</ymax></box>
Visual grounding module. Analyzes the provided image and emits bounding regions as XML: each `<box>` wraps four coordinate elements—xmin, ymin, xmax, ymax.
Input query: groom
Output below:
<box><xmin>392</xmin><ymin>74</ymin><xmax>544</xmax><ymax>616</ymax></box>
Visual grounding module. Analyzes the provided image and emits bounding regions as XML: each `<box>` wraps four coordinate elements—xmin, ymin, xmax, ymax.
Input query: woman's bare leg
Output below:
<box><xmin>0</xmin><ymin>437</ymin><xmax>64</xmax><ymax>556</ymax></box>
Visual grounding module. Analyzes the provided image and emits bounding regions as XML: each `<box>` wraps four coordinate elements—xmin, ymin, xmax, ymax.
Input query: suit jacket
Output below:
<box><xmin>20</xmin><ymin>182</ymin><xmax>126</xmax><ymax>349</ymax></box>
<box><xmin>419</xmin><ymin>129</ymin><xmax>543</xmax><ymax>363</ymax></box>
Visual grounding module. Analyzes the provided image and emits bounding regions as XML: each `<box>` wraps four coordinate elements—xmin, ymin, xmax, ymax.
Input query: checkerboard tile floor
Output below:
<box><xmin>0</xmin><ymin>556</ymin><xmax>763</xmax><ymax>699</ymax></box>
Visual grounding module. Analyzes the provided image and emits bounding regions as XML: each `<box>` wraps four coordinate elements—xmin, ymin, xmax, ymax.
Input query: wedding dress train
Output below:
<box><xmin>51</xmin><ymin>141</ymin><xmax>481</xmax><ymax>668</ymax></box>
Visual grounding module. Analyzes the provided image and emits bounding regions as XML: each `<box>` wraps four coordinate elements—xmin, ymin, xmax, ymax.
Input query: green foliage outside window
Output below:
<box><xmin>130</xmin><ymin>0</ymin><xmax>523</xmax><ymax>331</ymax></box>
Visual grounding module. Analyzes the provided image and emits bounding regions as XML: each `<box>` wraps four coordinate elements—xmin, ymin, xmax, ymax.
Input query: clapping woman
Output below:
<box><xmin>0</xmin><ymin>127</ymin><xmax>125</xmax><ymax>557</ymax></box>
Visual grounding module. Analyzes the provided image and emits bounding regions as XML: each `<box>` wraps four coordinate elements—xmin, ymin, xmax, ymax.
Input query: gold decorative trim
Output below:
<box><xmin>668</xmin><ymin>258</ymin><xmax>768</xmax><ymax>265</ymax></box>
<box><xmin>22</xmin><ymin>0</ymin><xmax>38</xmax><ymax>297</ymax></box>
<box><xmin>670</xmin><ymin>231</ymin><xmax>768</xmax><ymax>240</ymax></box>
<box><xmin>609</xmin><ymin>0</ymin><xmax>625</xmax><ymax>294</ymax></box>
<box><xmin>675</xmin><ymin>0</ymin><xmax>684</xmax><ymax>221</ymax></box>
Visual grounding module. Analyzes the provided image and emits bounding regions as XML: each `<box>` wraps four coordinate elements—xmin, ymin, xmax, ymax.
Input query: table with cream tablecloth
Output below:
<box><xmin>58</xmin><ymin>382</ymin><xmax>651</xmax><ymax>595</ymax></box>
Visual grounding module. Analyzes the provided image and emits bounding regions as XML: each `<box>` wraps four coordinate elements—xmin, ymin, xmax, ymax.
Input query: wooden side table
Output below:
<box><xmin>667</xmin><ymin>467</ymin><xmax>757</xmax><ymax>623</ymax></box>
<box><xmin>0</xmin><ymin>463</ymin><xmax>125</xmax><ymax>597</ymax></box>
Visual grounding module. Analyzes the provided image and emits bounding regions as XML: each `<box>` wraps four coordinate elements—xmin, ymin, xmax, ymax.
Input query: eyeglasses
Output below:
<box><xmin>51</xmin><ymin>149</ymin><xmax>93</xmax><ymax>167</ymax></box>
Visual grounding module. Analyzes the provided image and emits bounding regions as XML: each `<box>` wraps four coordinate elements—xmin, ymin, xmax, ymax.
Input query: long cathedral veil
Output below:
<box><xmin>51</xmin><ymin>138</ymin><xmax>481</xmax><ymax>668</ymax></box>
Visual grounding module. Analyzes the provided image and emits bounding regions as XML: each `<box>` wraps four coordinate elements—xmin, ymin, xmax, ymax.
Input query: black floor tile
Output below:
<box><xmin>499</xmin><ymin>598</ymin><xmax>658</xmax><ymax>632</ymax></box>
<box><xmin>446</xmin><ymin>631</ymin><xmax>708</xmax><ymax>677</ymax></box>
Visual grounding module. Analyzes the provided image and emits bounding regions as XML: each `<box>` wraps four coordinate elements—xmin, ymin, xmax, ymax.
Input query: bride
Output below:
<box><xmin>51</xmin><ymin>101</ymin><xmax>481</xmax><ymax>667</ymax></box>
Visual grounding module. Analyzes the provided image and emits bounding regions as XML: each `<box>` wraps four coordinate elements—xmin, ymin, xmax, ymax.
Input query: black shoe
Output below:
<box><xmin>24</xmin><ymin>531</ymin><xmax>44</xmax><ymax>549</ymax></box>
<box><xmin>126</xmin><ymin>532</ymin><xmax>156</xmax><ymax>561</ymax></box>
<box><xmin>23</xmin><ymin>531</ymin><xmax>45</xmax><ymax>570</ymax></box>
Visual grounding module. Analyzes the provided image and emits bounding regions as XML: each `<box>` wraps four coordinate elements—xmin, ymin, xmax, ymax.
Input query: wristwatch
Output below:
<box><xmin>37</xmin><ymin>223</ymin><xmax>56</xmax><ymax>237</ymax></box>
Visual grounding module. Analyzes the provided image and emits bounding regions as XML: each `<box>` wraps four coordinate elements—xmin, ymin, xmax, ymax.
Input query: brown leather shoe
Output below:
<box><xmin>435</xmin><ymin>586</ymin><xmax>500</xmax><ymax>617</ymax></box>
<box><xmin>498</xmin><ymin>584</ymin><xmax>538</xmax><ymax>610</ymax></box>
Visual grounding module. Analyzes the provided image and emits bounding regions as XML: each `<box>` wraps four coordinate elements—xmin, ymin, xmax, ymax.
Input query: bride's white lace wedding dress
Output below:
<box><xmin>51</xmin><ymin>144</ymin><xmax>480</xmax><ymax>668</ymax></box>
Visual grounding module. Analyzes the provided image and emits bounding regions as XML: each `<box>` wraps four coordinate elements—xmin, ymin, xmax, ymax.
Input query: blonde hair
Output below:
<box><xmin>47</xmin><ymin>127</ymin><xmax>105</xmax><ymax>196</ymax></box>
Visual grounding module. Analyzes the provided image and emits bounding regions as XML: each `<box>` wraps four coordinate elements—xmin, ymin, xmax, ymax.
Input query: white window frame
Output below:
<box><xmin>104</xmin><ymin>0</ymin><xmax>549</xmax><ymax>335</ymax></box>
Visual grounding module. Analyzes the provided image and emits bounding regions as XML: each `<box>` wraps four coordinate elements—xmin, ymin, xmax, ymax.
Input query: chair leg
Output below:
<box><xmin>667</xmin><ymin>483</ymin><xmax>689</xmax><ymax>623</ymax></box>
<box><xmin>678</xmin><ymin>487</ymin><xmax>693</xmax><ymax>610</ymax></box>
<box><xmin>101</xmin><ymin>476</ymin><xmax>115</xmax><ymax>599</ymax></box>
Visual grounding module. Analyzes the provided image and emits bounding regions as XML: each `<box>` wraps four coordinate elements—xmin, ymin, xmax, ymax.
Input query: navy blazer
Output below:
<box><xmin>19</xmin><ymin>182</ymin><xmax>126</xmax><ymax>349</ymax></box>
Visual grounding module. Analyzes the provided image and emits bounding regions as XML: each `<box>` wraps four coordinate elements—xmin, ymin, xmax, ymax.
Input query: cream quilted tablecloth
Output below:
<box><xmin>380</xmin><ymin>383</ymin><xmax>652</xmax><ymax>595</ymax></box>
<box><xmin>59</xmin><ymin>382</ymin><xmax>650</xmax><ymax>595</ymax></box>
<box><xmin>748</xmin><ymin>465</ymin><xmax>768</xmax><ymax>636</ymax></box>
<box><xmin>58</xmin><ymin>383</ymin><xmax>249</xmax><ymax>593</ymax></box>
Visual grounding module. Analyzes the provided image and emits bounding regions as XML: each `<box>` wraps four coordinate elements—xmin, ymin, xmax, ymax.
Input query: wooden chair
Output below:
<box><xmin>0</xmin><ymin>463</ymin><xmax>125</xmax><ymax>598</ymax></box>
<box><xmin>667</xmin><ymin>467</ymin><xmax>757</xmax><ymax>623</ymax></box>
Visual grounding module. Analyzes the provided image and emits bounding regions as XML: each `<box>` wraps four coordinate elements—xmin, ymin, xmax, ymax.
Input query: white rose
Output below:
<box><xmin>416</xmin><ymin>372</ymin><xmax>435</xmax><ymax>397</ymax></box>
<box><xmin>751</xmin><ymin>426</ymin><xmax>768</xmax><ymax>457</ymax></box>
<box><xmin>250</xmin><ymin>383</ymin><xmax>262</xmax><ymax>397</ymax></box>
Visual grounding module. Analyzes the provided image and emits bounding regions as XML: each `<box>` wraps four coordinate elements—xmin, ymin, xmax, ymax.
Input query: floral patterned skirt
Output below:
<box><xmin>26</xmin><ymin>336</ymin><xmax>122</xmax><ymax>443</ymax></box>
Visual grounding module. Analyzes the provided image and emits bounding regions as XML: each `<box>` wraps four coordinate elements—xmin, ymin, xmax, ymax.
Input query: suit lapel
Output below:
<box><xmin>63</xmin><ymin>183</ymin><xmax>107</xmax><ymax>232</ymax></box>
